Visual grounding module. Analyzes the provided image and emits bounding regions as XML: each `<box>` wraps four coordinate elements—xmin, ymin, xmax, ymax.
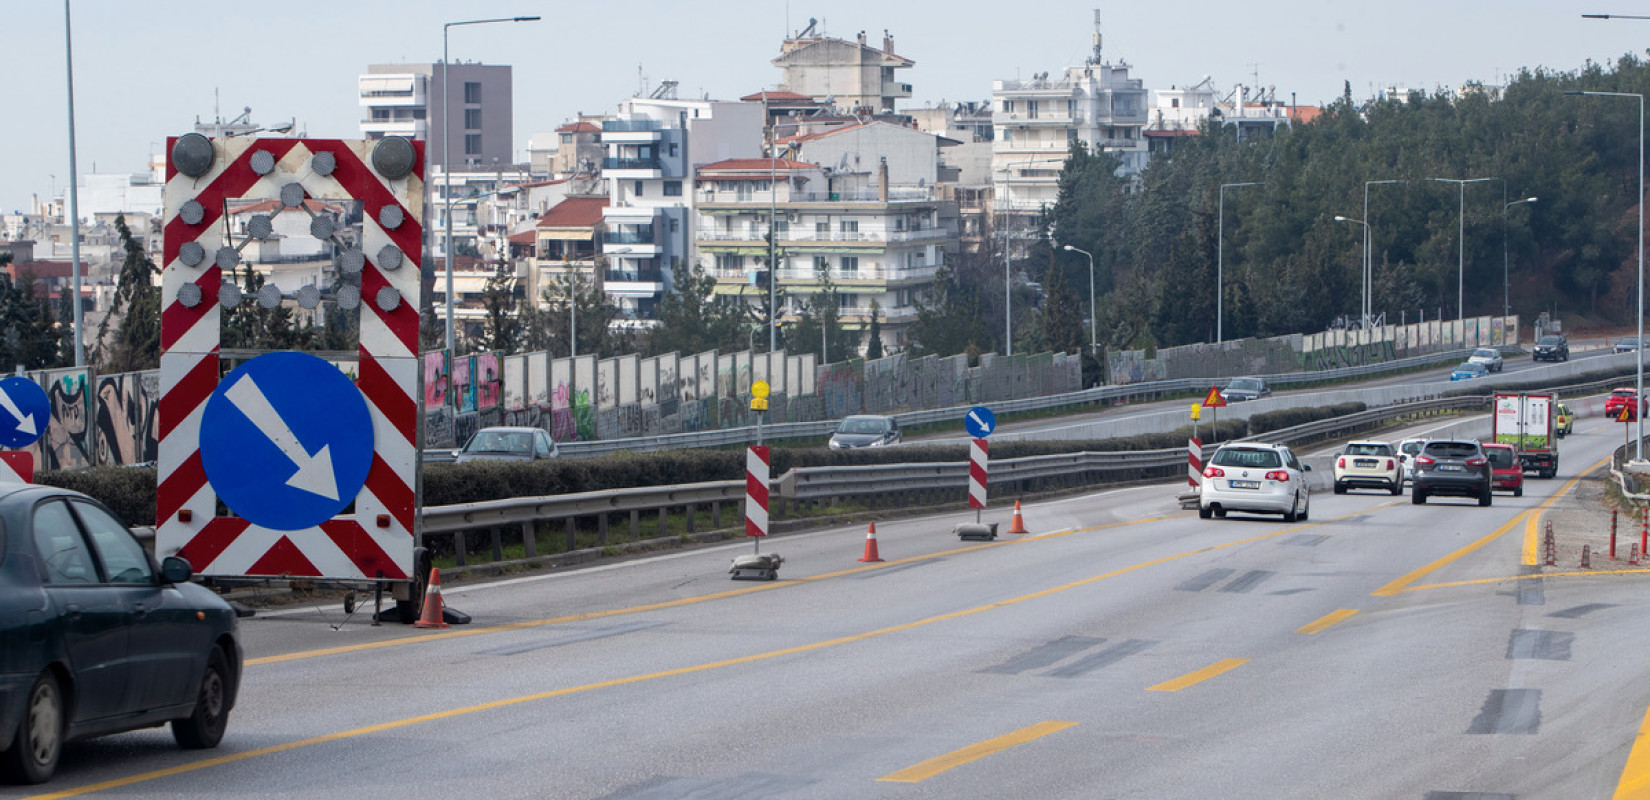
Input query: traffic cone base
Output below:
<box><xmin>414</xmin><ymin>567</ymin><xmax>450</xmax><ymax>629</ymax></box>
<box><xmin>1008</xmin><ymin>501</ymin><xmax>1030</xmax><ymax>534</ymax></box>
<box><xmin>859</xmin><ymin>521</ymin><xmax>885</xmax><ymax>562</ymax></box>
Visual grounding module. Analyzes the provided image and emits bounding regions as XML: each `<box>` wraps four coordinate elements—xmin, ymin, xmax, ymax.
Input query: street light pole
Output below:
<box><xmin>1334</xmin><ymin>215</ymin><xmax>1370</xmax><ymax>326</ymax></box>
<box><xmin>1363</xmin><ymin>180</ymin><xmax>1405</xmax><ymax>326</ymax></box>
<box><xmin>63</xmin><ymin>0</ymin><xmax>84</xmax><ymax>367</ymax></box>
<box><xmin>1565</xmin><ymin>89</ymin><xmax>1644</xmax><ymax>459</ymax></box>
<box><xmin>442</xmin><ymin>15</ymin><xmax>539</xmax><ymax>357</ymax></box>
<box><xmin>1424</xmin><ymin>177</ymin><xmax>1497</xmax><ymax>321</ymax></box>
<box><xmin>1503</xmin><ymin>192</ymin><xmax>1537</xmax><ymax>319</ymax></box>
<box><xmin>1062</xmin><ymin>245</ymin><xmax>1096</xmax><ymax>352</ymax></box>
<box><xmin>1217</xmin><ymin>182</ymin><xmax>1264</xmax><ymax>343</ymax></box>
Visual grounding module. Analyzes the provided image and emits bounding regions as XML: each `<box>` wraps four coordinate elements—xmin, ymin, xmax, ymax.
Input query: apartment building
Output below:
<box><xmin>695</xmin><ymin>157</ymin><xmax>947</xmax><ymax>352</ymax></box>
<box><xmin>358</xmin><ymin>62</ymin><xmax>513</xmax><ymax>171</ymax></box>
<box><xmin>601</xmin><ymin>94</ymin><xmax>763</xmax><ymax>326</ymax></box>
<box><xmin>772</xmin><ymin>23</ymin><xmax>913</xmax><ymax>115</ymax></box>
<box><xmin>991</xmin><ymin>13</ymin><xmax>1148</xmax><ymax>249</ymax></box>
<box><xmin>531</xmin><ymin>195</ymin><xmax>608</xmax><ymax>311</ymax></box>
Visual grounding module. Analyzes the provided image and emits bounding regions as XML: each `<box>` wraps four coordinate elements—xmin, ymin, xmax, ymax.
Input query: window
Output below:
<box><xmin>668</xmin><ymin>142</ymin><xmax>679</xmax><ymax>157</ymax></box>
<box><xmin>841</xmin><ymin>256</ymin><xmax>859</xmax><ymax>273</ymax></box>
<box><xmin>633</xmin><ymin>181</ymin><xmax>644</xmax><ymax>197</ymax></box>
<box><xmin>663</xmin><ymin>181</ymin><xmax>682</xmax><ymax>196</ymax></box>
<box><xmin>1027</xmin><ymin>100</ymin><xmax>1039</xmax><ymax>120</ymax></box>
<box><xmin>839</xmin><ymin>220</ymin><xmax>859</xmax><ymax>233</ymax></box>
<box><xmin>464</xmin><ymin>81</ymin><xmax>482</xmax><ymax>103</ymax></box>
<box><xmin>736</xmin><ymin>182</ymin><xmax>753</xmax><ymax>201</ymax></box>
<box><xmin>1171</xmin><ymin>98</ymin><xmax>1181</xmax><ymax>109</ymax></box>
<box><xmin>1003</xmin><ymin>99</ymin><xmax>1015</xmax><ymax>114</ymax></box>
<box><xmin>72</xmin><ymin>501</ymin><xmax>153</xmax><ymax>584</ymax></box>
<box><xmin>464</xmin><ymin>133</ymin><xmax>481</xmax><ymax>155</ymax></box>
<box><xmin>717</xmin><ymin>254</ymin><xmax>743</xmax><ymax>271</ymax></box>
<box><xmin>561</xmin><ymin>133</ymin><xmax>573</xmax><ymax>144</ymax></box>
<box><xmin>816</xmin><ymin>221</ymin><xmax>830</xmax><ymax>233</ymax></box>
<box><xmin>669</xmin><ymin>218</ymin><xmax>679</xmax><ymax>233</ymax></box>
<box><xmin>772</xmin><ymin>220</ymin><xmax>789</xmax><ymax>235</ymax></box>
<box><xmin>813</xmin><ymin>255</ymin><xmax>829</xmax><ymax>272</ymax></box>
<box><xmin>32</xmin><ymin>501</ymin><xmax>95</xmax><ymax>584</ymax></box>
<box><xmin>464</xmin><ymin>108</ymin><xmax>482</xmax><ymax>129</ymax></box>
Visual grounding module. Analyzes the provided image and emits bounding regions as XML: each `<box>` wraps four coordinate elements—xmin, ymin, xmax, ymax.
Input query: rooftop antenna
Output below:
<box><xmin>1088</xmin><ymin>8</ymin><xmax>1102</xmax><ymax>65</ymax></box>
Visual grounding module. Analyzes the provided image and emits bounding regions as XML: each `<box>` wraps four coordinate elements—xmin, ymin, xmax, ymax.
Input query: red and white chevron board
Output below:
<box><xmin>1188</xmin><ymin>437</ymin><xmax>1202</xmax><ymax>488</ymax></box>
<box><xmin>968</xmin><ymin>438</ymin><xmax>988</xmax><ymax>509</ymax></box>
<box><xmin>745</xmin><ymin>445</ymin><xmax>770</xmax><ymax>538</ymax></box>
<box><xmin>157</xmin><ymin>137</ymin><xmax>423</xmax><ymax>581</ymax></box>
<box><xmin>0</xmin><ymin>451</ymin><xmax>33</xmax><ymax>484</ymax></box>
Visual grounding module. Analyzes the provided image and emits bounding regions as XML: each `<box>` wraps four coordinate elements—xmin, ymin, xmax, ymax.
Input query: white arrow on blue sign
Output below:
<box><xmin>0</xmin><ymin>376</ymin><xmax>49</xmax><ymax>449</ymax></box>
<box><xmin>200</xmin><ymin>352</ymin><xmax>375</xmax><ymax>531</ymax></box>
<box><xmin>964</xmin><ymin>405</ymin><xmax>997</xmax><ymax>439</ymax></box>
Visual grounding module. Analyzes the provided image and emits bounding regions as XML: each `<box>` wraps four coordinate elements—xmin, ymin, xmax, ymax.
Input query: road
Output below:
<box><xmin>21</xmin><ymin>412</ymin><xmax>1650</xmax><ymax>799</ymax></box>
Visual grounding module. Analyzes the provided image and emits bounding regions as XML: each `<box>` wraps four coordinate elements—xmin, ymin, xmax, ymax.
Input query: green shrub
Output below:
<box><xmin>37</xmin><ymin>466</ymin><xmax>158</xmax><ymax>527</ymax></box>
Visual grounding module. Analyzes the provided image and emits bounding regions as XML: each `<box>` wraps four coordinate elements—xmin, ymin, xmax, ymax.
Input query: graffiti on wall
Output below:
<box><xmin>423</xmin><ymin>352</ymin><xmax>449</xmax><ymax>408</ymax></box>
<box><xmin>37</xmin><ymin>370</ymin><xmax>91</xmax><ymax>471</ymax></box>
<box><xmin>477</xmin><ymin>353</ymin><xmax>501</xmax><ymax>409</ymax></box>
<box><xmin>454</xmin><ymin>356</ymin><xmax>476</xmax><ymax>413</ymax></box>
<box><xmin>93</xmin><ymin>372</ymin><xmax>159</xmax><ymax>466</ymax></box>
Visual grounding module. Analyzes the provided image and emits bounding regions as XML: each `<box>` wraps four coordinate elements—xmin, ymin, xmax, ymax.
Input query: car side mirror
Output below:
<box><xmin>160</xmin><ymin>555</ymin><xmax>194</xmax><ymax>584</ymax></box>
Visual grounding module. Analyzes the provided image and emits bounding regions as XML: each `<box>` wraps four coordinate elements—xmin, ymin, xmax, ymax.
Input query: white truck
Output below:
<box><xmin>1492</xmin><ymin>393</ymin><xmax>1559</xmax><ymax>479</ymax></box>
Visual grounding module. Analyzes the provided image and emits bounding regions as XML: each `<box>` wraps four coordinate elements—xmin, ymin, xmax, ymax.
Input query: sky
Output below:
<box><xmin>4</xmin><ymin>0</ymin><xmax>1649</xmax><ymax>214</ymax></box>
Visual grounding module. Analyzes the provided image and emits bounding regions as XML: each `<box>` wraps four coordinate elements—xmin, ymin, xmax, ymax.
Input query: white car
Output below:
<box><xmin>1397</xmin><ymin>438</ymin><xmax>1427</xmax><ymax>484</ymax></box>
<box><xmin>1199</xmin><ymin>442</ymin><xmax>1312</xmax><ymax>522</ymax></box>
<box><xmin>1333</xmin><ymin>440</ymin><xmax>1403</xmax><ymax>495</ymax></box>
<box><xmin>1467</xmin><ymin>348</ymin><xmax>1504</xmax><ymax>372</ymax></box>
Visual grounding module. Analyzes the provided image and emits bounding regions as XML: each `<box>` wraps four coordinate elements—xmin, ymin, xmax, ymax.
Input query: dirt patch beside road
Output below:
<box><xmin>1541</xmin><ymin>467</ymin><xmax>1644</xmax><ymax>569</ymax></box>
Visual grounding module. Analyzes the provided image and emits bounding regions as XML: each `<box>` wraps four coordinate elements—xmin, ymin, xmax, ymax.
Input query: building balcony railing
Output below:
<box><xmin>604</xmin><ymin>269</ymin><xmax>663</xmax><ymax>284</ymax></box>
<box><xmin>603</xmin><ymin>229</ymin><xmax>655</xmax><ymax>245</ymax></box>
<box><xmin>698</xmin><ymin>229</ymin><xmax>949</xmax><ymax>245</ymax></box>
<box><xmin>604</xmin><ymin>157</ymin><xmax>663</xmax><ymax>171</ymax></box>
<box><xmin>882</xmin><ymin>81</ymin><xmax>914</xmax><ymax>97</ymax></box>
<box><xmin>603</xmin><ymin>119</ymin><xmax>663</xmax><ymax>132</ymax></box>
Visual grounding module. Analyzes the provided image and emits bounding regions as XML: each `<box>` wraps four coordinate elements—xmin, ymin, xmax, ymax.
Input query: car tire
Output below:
<box><xmin>1333</xmin><ymin>482</ymin><xmax>1346</xmax><ymax>495</ymax></box>
<box><xmin>1413</xmin><ymin>489</ymin><xmax>1427</xmax><ymax>505</ymax></box>
<box><xmin>1</xmin><ymin>672</ymin><xmax>63</xmax><ymax>785</ymax></box>
<box><xmin>1213</xmin><ymin>507</ymin><xmax>1227</xmax><ymax>519</ymax></box>
<box><xmin>1479</xmin><ymin>489</ymin><xmax>1493</xmax><ymax>507</ymax></box>
<box><xmin>1515</xmin><ymin>486</ymin><xmax>1524</xmax><ymax>498</ymax></box>
<box><xmin>1299</xmin><ymin>494</ymin><xmax>1310</xmax><ymax>521</ymax></box>
<box><xmin>1198</xmin><ymin>505</ymin><xmax>1212</xmax><ymax>520</ymax></box>
<box><xmin>173</xmin><ymin>648</ymin><xmax>231</xmax><ymax>750</ymax></box>
<box><xmin>1283</xmin><ymin>497</ymin><xmax>1299</xmax><ymax>523</ymax></box>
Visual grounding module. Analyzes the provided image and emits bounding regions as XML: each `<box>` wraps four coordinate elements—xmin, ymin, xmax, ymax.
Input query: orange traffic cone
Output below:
<box><xmin>1007</xmin><ymin>501</ymin><xmax>1029</xmax><ymax>534</ymax></box>
<box><xmin>859</xmin><ymin>521</ymin><xmax>885</xmax><ymax>562</ymax></box>
<box><xmin>414</xmin><ymin>567</ymin><xmax>449</xmax><ymax>629</ymax></box>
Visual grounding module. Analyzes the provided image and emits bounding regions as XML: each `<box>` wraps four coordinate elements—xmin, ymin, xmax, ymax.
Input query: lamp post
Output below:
<box><xmin>1565</xmin><ymin>90</ymin><xmax>1643</xmax><ymax>460</ymax></box>
<box><xmin>442</xmin><ymin>15</ymin><xmax>539</xmax><ymax>357</ymax></box>
<box><xmin>63</xmin><ymin>0</ymin><xmax>84</xmax><ymax>367</ymax></box>
<box><xmin>1333</xmin><ymin>215</ymin><xmax>1370</xmax><ymax>325</ymax></box>
<box><xmin>1503</xmin><ymin>192</ymin><xmax>1537</xmax><ymax>318</ymax></box>
<box><xmin>1362</xmin><ymin>180</ymin><xmax>1405</xmax><ymax>326</ymax></box>
<box><xmin>1062</xmin><ymin>245</ymin><xmax>1096</xmax><ymax>352</ymax></box>
<box><xmin>1217</xmin><ymin>182</ymin><xmax>1264</xmax><ymax>342</ymax></box>
<box><xmin>1424</xmin><ymin>177</ymin><xmax>1497</xmax><ymax>320</ymax></box>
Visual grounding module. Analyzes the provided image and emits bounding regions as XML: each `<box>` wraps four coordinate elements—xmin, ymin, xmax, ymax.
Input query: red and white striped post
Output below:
<box><xmin>968</xmin><ymin>438</ymin><xmax>989</xmax><ymax>521</ymax></box>
<box><xmin>1188</xmin><ymin>437</ymin><xmax>1203</xmax><ymax>489</ymax></box>
<box><xmin>0</xmin><ymin>451</ymin><xmax>33</xmax><ymax>484</ymax></box>
<box><xmin>745</xmin><ymin>445</ymin><xmax>770</xmax><ymax>548</ymax></box>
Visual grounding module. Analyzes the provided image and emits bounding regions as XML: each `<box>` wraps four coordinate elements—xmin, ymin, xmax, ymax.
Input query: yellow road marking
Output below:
<box><xmin>36</xmin><ymin>510</ymin><xmax>1350</xmax><ymax>797</ymax></box>
<box><xmin>1148</xmin><ymin>658</ymin><xmax>1250</xmax><ymax>692</ymax></box>
<box><xmin>1402</xmin><ymin>569</ymin><xmax>1650</xmax><ymax>593</ymax></box>
<box><xmin>1371</xmin><ymin>511</ymin><xmax>1531</xmax><ymax>597</ymax></box>
<box><xmin>1522</xmin><ymin>455</ymin><xmax>1613</xmax><ymax>565</ymax></box>
<box><xmin>1296</xmin><ymin>608</ymin><xmax>1359</xmax><ymax>634</ymax></box>
<box><xmin>877</xmin><ymin>720</ymin><xmax>1078</xmax><ymax>783</ymax></box>
<box><xmin>1617</xmin><ymin>703</ymin><xmax>1650</xmax><ymax>799</ymax></box>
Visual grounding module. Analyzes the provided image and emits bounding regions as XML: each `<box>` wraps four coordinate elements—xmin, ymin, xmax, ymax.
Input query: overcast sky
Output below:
<box><xmin>3</xmin><ymin>1</ymin><xmax>1646</xmax><ymax>214</ymax></box>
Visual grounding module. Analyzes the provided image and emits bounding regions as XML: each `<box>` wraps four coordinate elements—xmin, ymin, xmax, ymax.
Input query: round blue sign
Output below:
<box><xmin>200</xmin><ymin>352</ymin><xmax>374</xmax><ymax>531</ymax></box>
<box><xmin>964</xmin><ymin>405</ymin><xmax>997</xmax><ymax>439</ymax></box>
<box><xmin>0</xmin><ymin>376</ymin><xmax>50</xmax><ymax>449</ymax></box>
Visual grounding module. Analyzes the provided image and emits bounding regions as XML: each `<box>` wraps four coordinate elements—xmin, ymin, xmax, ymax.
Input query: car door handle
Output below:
<box><xmin>132</xmin><ymin>602</ymin><xmax>147</xmax><ymax>619</ymax></box>
<box><xmin>65</xmin><ymin>603</ymin><xmax>81</xmax><ymax>619</ymax></box>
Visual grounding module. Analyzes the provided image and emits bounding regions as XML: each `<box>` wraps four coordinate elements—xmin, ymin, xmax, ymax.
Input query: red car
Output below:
<box><xmin>1482</xmin><ymin>443</ymin><xmax>1524</xmax><ymax>497</ymax></box>
<box><xmin>1605</xmin><ymin>387</ymin><xmax>1647</xmax><ymax>419</ymax></box>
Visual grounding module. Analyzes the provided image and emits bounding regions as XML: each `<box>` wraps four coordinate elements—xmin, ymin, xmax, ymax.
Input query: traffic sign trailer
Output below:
<box><xmin>158</xmin><ymin>135</ymin><xmax>426</xmax><ymax>621</ymax></box>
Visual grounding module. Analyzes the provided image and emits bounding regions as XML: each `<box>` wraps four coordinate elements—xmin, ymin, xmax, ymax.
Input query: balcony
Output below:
<box><xmin>604</xmin><ymin>268</ymin><xmax>663</xmax><ymax>284</ymax></box>
<box><xmin>604</xmin><ymin>228</ymin><xmax>655</xmax><ymax>245</ymax></box>
<box><xmin>603</xmin><ymin>119</ymin><xmax>662</xmax><ymax>132</ymax></box>
<box><xmin>882</xmin><ymin>81</ymin><xmax>913</xmax><ymax>98</ymax></box>
<box><xmin>603</xmin><ymin>157</ymin><xmax>663</xmax><ymax>171</ymax></box>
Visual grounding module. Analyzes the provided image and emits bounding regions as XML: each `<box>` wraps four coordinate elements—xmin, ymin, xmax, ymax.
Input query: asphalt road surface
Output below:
<box><xmin>21</xmin><ymin>413</ymin><xmax>1650</xmax><ymax>799</ymax></box>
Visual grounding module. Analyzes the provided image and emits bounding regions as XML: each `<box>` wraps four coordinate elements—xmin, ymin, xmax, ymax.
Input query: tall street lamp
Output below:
<box><xmin>442</xmin><ymin>15</ymin><xmax>539</xmax><ymax>357</ymax></box>
<box><xmin>1216</xmin><ymin>182</ymin><xmax>1264</xmax><ymax>342</ymax></box>
<box><xmin>1362</xmin><ymin>180</ymin><xmax>1405</xmax><ymax>326</ymax></box>
<box><xmin>1502</xmin><ymin>192</ymin><xmax>1537</xmax><ymax>318</ymax></box>
<box><xmin>1565</xmin><ymin>89</ymin><xmax>1643</xmax><ymax>460</ymax></box>
<box><xmin>1424</xmin><ymin>176</ymin><xmax>1497</xmax><ymax>321</ymax></box>
<box><xmin>1333</xmin><ymin>215</ymin><xmax>1369</xmax><ymax>325</ymax></box>
<box><xmin>1062</xmin><ymin>245</ymin><xmax>1096</xmax><ymax>352</ymax></box>
<box><xmin>63</xmin><ymin>0</ymin><xmax>85</xmax><ymax>367</ymax></box>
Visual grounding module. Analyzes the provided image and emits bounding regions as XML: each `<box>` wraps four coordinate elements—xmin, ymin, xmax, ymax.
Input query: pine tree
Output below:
<box><xmin>93</xmin><ymin>214</ymin><xmax>162</xmax><ymax>372</ymax></box>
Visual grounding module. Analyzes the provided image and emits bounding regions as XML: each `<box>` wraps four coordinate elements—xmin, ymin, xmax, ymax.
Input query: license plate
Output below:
<box><xmin>1439</xmin><ymin>465</ymin><xmax>1464</xmax><ymax>472</ymax></box>
<box><xmin>1229</xmin><ymin>480</ymin><xmax>1261</xmax><ymax>489</ymax></box>
<box><xmin>1354</xmin><ymin>459</ymin><xmax>1377</xmax><ymax>468</ymax></box>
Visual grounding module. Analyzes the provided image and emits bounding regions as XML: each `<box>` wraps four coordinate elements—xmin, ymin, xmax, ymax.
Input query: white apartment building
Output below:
<box><xmin>695</xmin><ymin>158</ymin><xmax>947</xmax><ymax>352</ymax></box>
<box><xmin>601</xmin><ymin>94</ymin><xmax>763</xmax><ymax>325</ymax></box>
<box><xmin>358</xmin><ymin>62</ymin><xmax>514</xmax><ymax>171</ymax></box>
<box><xmin>991</xmin><ymin>14</ymin><xmax>1148</xmax><ymax>244</ymax></box>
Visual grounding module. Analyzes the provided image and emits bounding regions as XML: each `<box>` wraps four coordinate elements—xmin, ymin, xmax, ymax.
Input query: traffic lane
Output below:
<box><xmin>30</xmin><ymin>433</ymin><xmax>1625</xmax><ymax>797</ymax></box>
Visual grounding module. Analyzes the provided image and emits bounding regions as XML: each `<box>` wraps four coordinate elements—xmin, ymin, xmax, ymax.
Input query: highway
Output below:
<box><xmin>22</xmin><ymin>411</ymin><xmax>1650</xmax><ymax>799</ymax></box>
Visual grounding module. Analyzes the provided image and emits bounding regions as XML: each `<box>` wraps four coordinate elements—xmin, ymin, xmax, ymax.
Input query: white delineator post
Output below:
<box><xmin>746</xmin><ymin>445</ymin><xmax>770</xmax><ymax>548</ymax></box>
<box><xmin>1188</xmin><ymin>437</ymin><xmax>1203</xmax><ymax>489</ymax></box>
<box><xmin>969</xmin><ymin>438</ymin><xmax>989</xmax><ymax>521</ymax></box>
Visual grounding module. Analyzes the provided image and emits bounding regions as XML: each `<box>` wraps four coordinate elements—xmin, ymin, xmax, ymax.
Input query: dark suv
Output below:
<box><xmin>1532</xmin><ymin>335</ymin><xmax>1568</xmax><ymax>362</ymax></box>
<box><xmin>1411</xmin><ymin>439</ymin><xmax>1493</xmax><ymax>506</ymax></box>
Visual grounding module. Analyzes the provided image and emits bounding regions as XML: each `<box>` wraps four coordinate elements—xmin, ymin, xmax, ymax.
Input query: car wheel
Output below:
<box><xmin>1283</xmin><ymin>496</ymin><xmax>1299</xmax><ymax>523</ymax></box>
<box><xmin>1390</xmin><ymin>482</ymin><xmax>1402</xmax><ymax>496</ymax></box>
<box><xmin>1413</xmin><ymin>489</ymin><xmax>1427</xmax><ymax>505</ymax></box>
<box><xmin>1299</xmin><ymin>493</ymin><xmax>1310</xmax><ymax>521</ymax></box>
<box><xmin>1333</xmin><ymin>482</ymin><xmax>1346</xmax><ymax>495</ymax></box>
<box><xmin>1479</xmin><ymin>489</ymin><xmax>1493</xmax><ymax>507</ymax></box>
<box><xmin>1198</xmin><ymin>505</ymin><xmax>1212</xmax><ymax>520</ymax></box>
<box><xmin>172</xmin><ymin>648</ymin><xmax>231</xmax><ymax>749</ymax></box>
<box><xmin>1213</xmin><ymin>507</ymin><xmax>1227</xmax><ymax>519</ymax></box>
<box><xmin>1515</xmin><ymin>486</ymin><xmax>1524</xmax><ymax>498</ymax></box>
<box><xmin>1</xmin><ymin>672</ymin><xmax>63</xmax><ymax>785</ymax></box>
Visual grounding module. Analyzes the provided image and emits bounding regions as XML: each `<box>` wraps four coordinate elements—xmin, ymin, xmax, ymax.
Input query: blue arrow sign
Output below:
<box><xmin>200</xmin><ymin>352</ymin><xmax>374</xmax><ymax>531</ymax></box>
<box><xmin>0</xmin><ymin>376</ymin><xmax>49</xmax><ymax>449</ymax></box>
<box><xmin>964</xmin><ymin>405</ymin><xmax>997</xmax><ymax>439</ymax></box>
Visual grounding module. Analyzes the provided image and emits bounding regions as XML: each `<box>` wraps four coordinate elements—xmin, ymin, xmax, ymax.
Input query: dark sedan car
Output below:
<box><xmin>828</xmin><ymin>415</ymin><xmax>902</xmax><ymax>449</ymax></box>
<box><xmin>1220</xmin><ymin>377</ymin><xmax>1271</xmax><ymax>402</ymax></box>
<box><xmin>1411</xmin><ymin>439</ymin><xmax>1493</xmax><ymax>506</ymax></box>
<box><xmin>454</xmin><ymin>426</ymin><xmax>559</xmax><ymax>463</ymax></box>
<box><xmin>0</xmin><ymin>484</ymin><xmax>241</xmax><ymax>784</ymax></box>
<box><xmin>1532</xmin><ymin>335</ymin><xmax>1568</xmax><ymax>362</ymax></box>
